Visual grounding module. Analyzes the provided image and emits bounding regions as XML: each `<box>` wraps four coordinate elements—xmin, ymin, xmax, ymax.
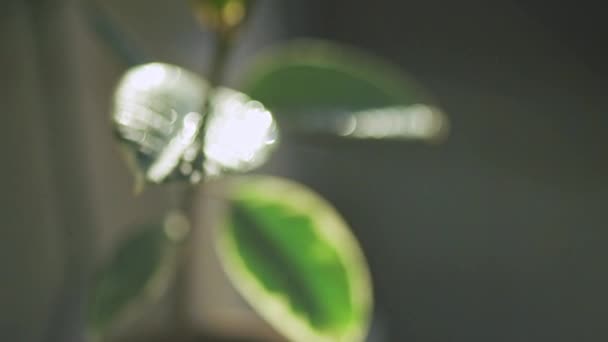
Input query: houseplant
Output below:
<box><xmin>86</xmin><ymin>1</ymin><xmax>448</xmax><ymax>341</ymax></box>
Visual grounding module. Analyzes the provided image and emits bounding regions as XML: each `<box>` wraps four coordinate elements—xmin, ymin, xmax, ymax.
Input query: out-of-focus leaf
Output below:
<box><xmin>111</xmin><ymin>62</ymin><xmax>278</xmax><ymax>186</ymax></box>
<box><xmin>216</xmin><ymin>176</ymin><xmax>373</xmax><ymax>342</ymax></box>
<box><xmin>204</xmin><ymin>88</ymin><xmax>279</xmax><ymax>178</ymax></box>
<box><xmin>240</xmin><ymin>40</ymin><xmax>448</xmax><ymax>142</ymax></box>
<box><xmin>87</xmin><ymin>222</ymin><xmax>173</xmax><ymax>334</ymax></box>
<box><xmin>112</xmin><ymin>63</ymin><xmax>208</xmax><ymax>185</ymax></box>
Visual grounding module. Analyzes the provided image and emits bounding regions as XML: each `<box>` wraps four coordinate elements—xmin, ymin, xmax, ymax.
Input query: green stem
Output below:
<box><xmin>173</xmin><ymin>27</ymin><xmax>238</xmax><ymax>332</ymax></box>
<box><xmin>198</xmin><ymin>31</ymin><xmax>234</xmax><ymax>157</ymax></box>
<box><xmin>82</xmin><ymin>0</ymin><xmax>148</xmax><ymax>66</ymax></box>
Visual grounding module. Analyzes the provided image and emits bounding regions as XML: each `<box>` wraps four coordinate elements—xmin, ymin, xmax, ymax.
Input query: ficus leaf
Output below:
<box><xmin>216</xmin><ymin>176</ymin><xmax>373</xmax><ymax>342</ymax></box>
<box><xmin>87</xmin><ymin>222</ymin><xmax>174</xmax><ymax>335</ymax></box>
<box><xmin>112</xmin><ymin>63</ymin><xmax>207</xmax><ymax>185</ymax></box>
<box><xmin>240</xmin><ymin>40</ymin><xmax>448</xmax><ymax>142</ymax></box>
<box><xmin>203</xmin><ymin>88</ymin><xmax>279</xmax><ymax>177</ymax></box>
<box><xmin>111</xmin><ymin>62</ymin><xmax>278</xmax><ymax>186</ymax></box>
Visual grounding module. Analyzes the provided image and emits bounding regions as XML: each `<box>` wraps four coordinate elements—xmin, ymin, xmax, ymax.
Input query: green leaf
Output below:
<box><xmin>216</xmin><ymin>176</ymin><xmax>373</xmax><ymax>342</ymax></box>
<box><xmin>87</xmin><ymin>222</ymin><xmax>173</xmax><ymax>334</ymax></box>
<box><xmin>203</xmin><ymin>88</ymin><xmax>279</xmax><ymax>176</ymax></box>
<box><xmin>111</xmin><ymin>62</ymin><xmax>279</xmax><ymax>186</ymax></box>
<box><xmin>112</xmin><ymin>63</ymin><xmax>208</xmax><ymax>185</ymax></box>
<box><xmin>240</xmin><ymin>40</ymin><xmax>448</xmax><ymax>141</ymax></box>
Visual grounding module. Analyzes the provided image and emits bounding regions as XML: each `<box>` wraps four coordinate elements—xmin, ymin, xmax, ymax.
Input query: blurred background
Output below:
<box><xmin>1</xmin><ymin>0</ymin><xmax>607</xmax><ymax>341</ymax></box>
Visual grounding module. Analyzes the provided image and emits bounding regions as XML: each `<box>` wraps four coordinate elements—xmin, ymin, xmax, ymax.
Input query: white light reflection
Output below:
<box><xmin>123</xmin><ymin>63</ymin><xmax>169</xmax><ymax>91</ymax></box>
<box><xmin>112</xmin><ymin>63</ymin><xmax>207</xmax><ymax>183</ymax></box>
<box><xmin>146</xmin><ymin>112</ymin><xmax>202</xmax><ymax>182</ymax></box>
<box><xmin>346</xmin><ymin>104</ymin><xmax>446</xmax><ymax>140</ymax></box>
<box><xmin>204</xmin><ymin>88</ymin><xmax>279</xmax><ymax>174</ymax></box>
<box><xmin>339</xmin><ymin>116</ymin><xmax>358</xmax><ymax>137</ymax></box>
<box><xmin>302</xmin><ymin>104</ymin><xmax>448</xmax><ymax>141</ymax></box>
<box><xmin>112</xmin><ymin>63</ymin><xmax>279</xmax><ymax>184</ymax></box>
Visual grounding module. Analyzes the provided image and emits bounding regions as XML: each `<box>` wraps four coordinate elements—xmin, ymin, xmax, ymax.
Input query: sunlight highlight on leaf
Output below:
<box><xmin>112</xmin><ymin>63</ymin><xmax>207</xmax><ymax>184</ymax></box>
<box><xmin>111</xmin><ymin>62</ymin><xmax>279</xmax><ymax>185</ymax></box>
<box><xmin>290</xmin><ymin>104</ymin><xmax>446</xmax><ymax>141</ymax></box>
<box><xmin>240</xmin><ymin>40</ymin><xmax>449</xmax><ymax>142</ymax></box>
<box><xmin>204</xmin><ymin>88</ymin><xmax>279</xmax><ymax>177</ymax></box>
<box><xmin>216</xmin><ymin>176</ymin><xmax>373</xmax><ymax>342</ymax></box>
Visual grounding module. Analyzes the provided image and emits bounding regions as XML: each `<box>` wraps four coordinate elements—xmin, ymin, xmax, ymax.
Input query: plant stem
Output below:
<box><xmin>82</xmin><ymin>1</ymin><xmax>148</xmax><ymax>66</ymax></box>
<box><xmin>198</xmin><ymin>31</ymin><xmax>234</xmax><ymax>152</ymax></box>
<box><xmin>173</xmin><ymin>25</ymin><xmax>238</xmax><ymax>332</ymax></box>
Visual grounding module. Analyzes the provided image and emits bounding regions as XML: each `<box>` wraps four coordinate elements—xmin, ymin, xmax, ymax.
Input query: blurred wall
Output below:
<box><xmin>1</xmin><ymin>1</ymin><xmax>92</xmax><ymax>341</ymax></box>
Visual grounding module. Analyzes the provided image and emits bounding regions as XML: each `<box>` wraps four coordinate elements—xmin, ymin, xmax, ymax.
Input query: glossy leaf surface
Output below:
<box><xmin>240</xmin><ymin>40</ymin><xmax>448</xmax><ymax>141</ymax></box>
<box><xmin>112</xmin><ymin>63</ymin><xmax>207</xmax><ymax>184</ymax></box>
<box><xmin>216</xmin><ymin>176</ymin><xmax>373</xmax><ymax>342</ymax></box>
<box><xmin>204</xmin><ymin>88</ymin><xmax>279</xmax><ymax>178</ymax></box>
<box><xmin>111</xmin><ymin>62</ymin><xmax>278</xmax><ymax>185</ymax></box>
